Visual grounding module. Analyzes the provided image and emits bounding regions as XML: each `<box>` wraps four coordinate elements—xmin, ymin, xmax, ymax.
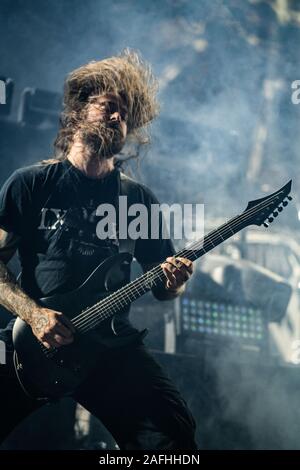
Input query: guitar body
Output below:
<box><xmin>13</xmin><ymin>252</ymin><xmax>146</xmax><ymax>400</ymax></box>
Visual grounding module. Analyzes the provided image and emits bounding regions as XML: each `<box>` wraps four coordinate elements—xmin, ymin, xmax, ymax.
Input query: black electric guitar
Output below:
<box><xmin>13</xmin><ymin>180</ymin><xmax>292</xmax><ymax>400</ymax></box>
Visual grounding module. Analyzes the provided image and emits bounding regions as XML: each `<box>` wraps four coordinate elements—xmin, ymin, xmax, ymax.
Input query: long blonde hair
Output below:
<box><xmin>48</xmin><ymin>49</ymin><xmax>159</xmax><ymax>164</ymax></box>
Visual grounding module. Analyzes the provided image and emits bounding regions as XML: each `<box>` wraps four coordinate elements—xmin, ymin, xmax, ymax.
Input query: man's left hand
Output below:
<box><xmin>161</xmin><ymin>256</ymin><xmax>194</xmax><ymax>293</ymax></box>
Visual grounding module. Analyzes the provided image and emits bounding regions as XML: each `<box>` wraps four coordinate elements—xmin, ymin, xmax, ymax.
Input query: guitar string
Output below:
<box><xmin>71</xmin><ymin>193</ymin><xmax>287</xmax><ymax>333</ymax></box>
<box><xmin>73</xmin><ymin>221</ymin><xmax>236</xmax><ymax>330</ymax></box>
<box><xmin>71</xmin><ymin>191</ymin><xmax>287</xmax><ymax>333</ymax></box>
<box><xmin>56</xmin><ymin>186</ymin><xmax>289</xmax><ymax>335</ymax></box>
<box><xmin>42</xmin><ymin>191</ymin><xmax>288</xmax><ymax>357</ymax></box>
<box><xmin>42</xmin><ymin>214</ymin><xmax>239</xmax><ymax>357</ymax></box>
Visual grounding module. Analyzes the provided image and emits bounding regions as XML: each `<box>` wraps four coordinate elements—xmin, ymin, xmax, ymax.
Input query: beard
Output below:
<box><xmin>78</xmin><ymin>120</ymin><xmax>125</xmax><ymax>160</ymax></box>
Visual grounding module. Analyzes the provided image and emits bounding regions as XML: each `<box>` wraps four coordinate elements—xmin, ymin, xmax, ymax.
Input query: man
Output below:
<box><xmin>0</xmin><ymin>50</ymin><xmax>197</xmax><ymax>449</ymax></box>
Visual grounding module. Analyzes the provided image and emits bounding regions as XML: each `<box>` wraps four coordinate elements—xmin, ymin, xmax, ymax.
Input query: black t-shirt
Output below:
<box><xmin>0</xmin><ymin>160</ymin><xmax>175</xmax><ymax>340</ymax></box>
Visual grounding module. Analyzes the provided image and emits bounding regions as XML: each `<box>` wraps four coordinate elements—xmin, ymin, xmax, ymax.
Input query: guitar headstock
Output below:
<box><xmin>244</xmin><ymin>180</ymin><xmax>292</xmax><ymax>227</ymax></box>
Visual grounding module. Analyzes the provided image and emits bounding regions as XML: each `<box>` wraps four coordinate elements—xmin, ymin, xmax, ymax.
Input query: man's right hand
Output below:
<box><xmin>28</xmin><ymin>308</ymin><xmax>76</xmax><ymax>349</ymax></box>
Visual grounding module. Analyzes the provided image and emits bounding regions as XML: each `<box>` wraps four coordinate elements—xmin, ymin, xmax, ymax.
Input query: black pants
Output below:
<box><xmin>0</xmin><ymin>344</ymin><xmax>197</xmax><ymax>450</ymax></box>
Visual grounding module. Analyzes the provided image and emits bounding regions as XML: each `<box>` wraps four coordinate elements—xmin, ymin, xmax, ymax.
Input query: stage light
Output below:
<box><xmin>18</xmin><ymin>87</ymin><xmax>62</xmax><ymax>128</ymax></box>
<box><xmin>0</xmin><ymin>76</ymin><xmax>14</xmax><ymax>117</ymax></box>
<box><xmin>180</xmin><ymin>296</ymin><xmax>265</xmax><ymax>345</ymax></box>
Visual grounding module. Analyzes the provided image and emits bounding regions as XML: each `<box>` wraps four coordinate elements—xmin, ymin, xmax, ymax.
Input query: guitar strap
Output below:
<box><xmin>115</xmin><ymin>172</ymin><xmax>149</xmax><ymax>340</ymax></box>
<box><xmin>118</xmin><ymin>171</ymin><xmax>140</xmax><ymax>257</ymax></box>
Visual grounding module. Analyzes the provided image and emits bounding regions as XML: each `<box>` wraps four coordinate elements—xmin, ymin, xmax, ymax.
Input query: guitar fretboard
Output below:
<box><xmin>75</xmin><ymin>212</ymin><xmax>250</xmax><ymax>334</ymax></box>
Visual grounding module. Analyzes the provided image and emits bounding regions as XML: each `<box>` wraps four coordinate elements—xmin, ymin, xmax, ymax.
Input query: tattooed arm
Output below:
<box><xmin>0</xmin><ymin>228</ymin><xmax>75</xmax><ymax>348</ymax></box>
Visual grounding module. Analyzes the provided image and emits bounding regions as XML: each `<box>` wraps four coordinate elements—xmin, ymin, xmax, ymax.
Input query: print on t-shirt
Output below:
<box><xmin>38</xmin><ymin>200</ymin><xmax>118</xmax><ymax>258</ymax></box>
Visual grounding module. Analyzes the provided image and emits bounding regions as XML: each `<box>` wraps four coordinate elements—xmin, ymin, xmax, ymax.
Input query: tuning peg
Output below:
<box><xmin>273</xmin><ymin>211</ymin><xmax>278</xmax><ymax>217</ymax></box>
<box><xmin>283</xmin><ymin>200</ymin><xmax>288</xmax><ymax>207</ymax></box>
<box><xmin>278</xmin><ymin>206</ymin><xmax>283</xmax><ymax>212</ymax></box>
<box><xmin>268</xmin><ymin>217</ymin><xmax>274</xmax><ymax>223</ymax></box>
<box><xmin>288</xmin><ymin>196</ymin><xmax>292</xmax><ymax>201</ymax></box>
<box><xmin>263</xmin><ymin>222</ymin><xmax>269</xmax><ymax>228</ymax></box>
